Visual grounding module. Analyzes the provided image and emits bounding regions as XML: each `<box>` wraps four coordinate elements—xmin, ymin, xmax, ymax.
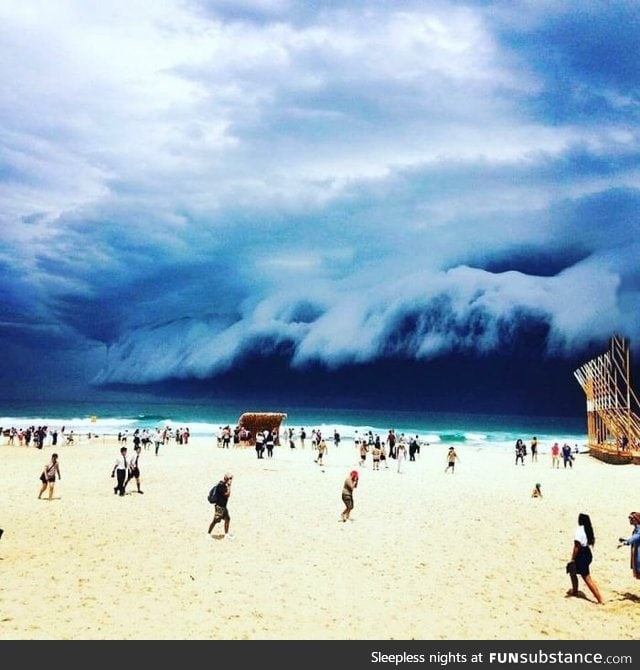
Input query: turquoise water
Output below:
<box><xmin>0</xmin><ymin>399</ymin><xmax>587</xmax><ymax>453</ymax></box>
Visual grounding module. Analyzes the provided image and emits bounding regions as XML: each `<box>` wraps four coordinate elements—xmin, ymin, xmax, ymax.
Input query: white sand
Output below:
<box><xmin>1</xmin><ymin>434</ymin><xmax>639</xmax><ymax>640</ymax></box>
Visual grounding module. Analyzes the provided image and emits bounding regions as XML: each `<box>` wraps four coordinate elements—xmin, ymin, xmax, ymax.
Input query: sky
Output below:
<box><xmin>1</xmin><ymin>0</ymin><xmax>639</xmax><ymax>414</ymax></box>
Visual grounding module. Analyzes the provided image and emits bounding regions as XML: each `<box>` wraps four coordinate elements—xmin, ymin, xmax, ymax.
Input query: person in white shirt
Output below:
<box><xmin>566</xmin><ymin>512</ymin><xmax>604</xmax><ymax>604</ymax></box>
<box><xmin>396</xmin><ymin>440</ymin><xmax>407</xmax><ymax>473</ymax></box>
<box><xmin>125</xmin><ymin>445</ymin><xmax>144</xmax><ymax>494</ymax></box>
<box><xmin>112</xmin><ymin>446</ymin><xmax>128</xmax><ymax>497</ymax></box>
<box><xmin>153</xmin><ymin>428</ymin><xmax>163</xmax><ymax>455</ymax></box>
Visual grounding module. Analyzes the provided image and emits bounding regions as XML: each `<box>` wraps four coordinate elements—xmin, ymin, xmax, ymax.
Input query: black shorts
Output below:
<box><xmin>575</xmin><ymin>546</ymin><xmax>593</xmax><ymax>576</ymax></box>
<box><xmin>214</xmin><ymin>504</ymin><xmax>230</xmax><ymax>522</ymax></box>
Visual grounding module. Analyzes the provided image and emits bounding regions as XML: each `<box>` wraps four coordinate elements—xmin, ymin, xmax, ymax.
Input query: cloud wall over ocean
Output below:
<box><xmin>0</xmin><ymin>1</ymin><xmax>639</xmax><ymax>401</ymax></box>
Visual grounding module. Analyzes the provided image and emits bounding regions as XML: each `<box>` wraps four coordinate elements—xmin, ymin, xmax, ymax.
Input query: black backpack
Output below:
<box><xmin>207</xmin><ymin>484</ymin><xmax>218</xmax><ymax>504</ymax></box>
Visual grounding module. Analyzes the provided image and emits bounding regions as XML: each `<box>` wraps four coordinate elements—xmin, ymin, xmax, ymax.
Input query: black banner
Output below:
<box><xmin>10</xmin><ymin>640</ymin><xmax>638</xmax><ymax>669</ymax></box>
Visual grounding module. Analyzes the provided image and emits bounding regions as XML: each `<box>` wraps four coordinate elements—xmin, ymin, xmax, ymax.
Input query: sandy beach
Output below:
<box><xmin>1</xmin><ymin>433</ymin><xmax>639</xmax><ymax>640</ymax></box>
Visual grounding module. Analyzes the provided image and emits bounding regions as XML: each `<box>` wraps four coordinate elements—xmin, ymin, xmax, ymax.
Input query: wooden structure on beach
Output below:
<box><xmin>574</xmin><ymin>335</ymin><xmax>640</xmax><ymax>464</ymax></box>
<box><xmin>237</xmin><ymin>412</ymin><xmax>287</xmax><ymax>446</ymax></box>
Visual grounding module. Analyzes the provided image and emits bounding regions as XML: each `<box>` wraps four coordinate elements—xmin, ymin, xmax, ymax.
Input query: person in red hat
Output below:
<box><xmin>340</xmin><ymin>470</ymin><xmax>359</xmax><ymax>522</ymax></box>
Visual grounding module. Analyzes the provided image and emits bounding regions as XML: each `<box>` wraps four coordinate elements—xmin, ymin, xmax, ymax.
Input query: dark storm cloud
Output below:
<box><xmin>0</xmin><ymin>0</ymin><xmax>638</xmax><ymax>396</ymax></box>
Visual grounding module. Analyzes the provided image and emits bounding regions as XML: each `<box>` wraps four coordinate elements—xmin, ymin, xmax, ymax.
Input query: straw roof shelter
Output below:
<box><xmin>237</xmin><ymin>412</ymin><xmax>287</xmax><ymax>446</ymax></box>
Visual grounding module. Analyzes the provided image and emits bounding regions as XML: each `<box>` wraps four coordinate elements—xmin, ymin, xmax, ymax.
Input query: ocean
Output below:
<box><xmin>0</xmin><ymin>398</ymin><xmax>588</xmax><ymax>453</ymax></box>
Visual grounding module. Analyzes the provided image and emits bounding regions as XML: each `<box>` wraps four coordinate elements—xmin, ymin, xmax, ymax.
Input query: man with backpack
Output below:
<box><xmin>207</xmin><ymin>473</ymin><xmax>233</xmax><ymax>540</ymax></box>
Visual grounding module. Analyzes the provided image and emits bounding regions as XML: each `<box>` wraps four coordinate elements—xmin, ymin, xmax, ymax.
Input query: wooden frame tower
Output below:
<box><xmin>574</xmin><ymin>335</ymin><xmax>640</xmax><ymax>464</ymax></box>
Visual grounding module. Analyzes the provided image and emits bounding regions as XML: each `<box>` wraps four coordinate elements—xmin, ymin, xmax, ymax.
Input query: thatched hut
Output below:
<box><xmin>237</xmin><ymin>412</ymin><xmax>287</xmax><ymax>446</ymax></box>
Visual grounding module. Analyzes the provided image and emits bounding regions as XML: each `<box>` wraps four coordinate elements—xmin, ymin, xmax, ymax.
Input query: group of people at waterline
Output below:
<box><xmin>4</xmin><ymin>423</ymin><xmax>582</xmax><ymax>472</ymax></box>
<box><xmin>232</xmin><ymin>426</ymin><xmax>428</xmax><ymax>472</ymax></box>
<box><xmin>2</xmin><ymin>424</ymin><xmax>74</xmax><ymax>447</ymax></box>
<box><xmin>515</xmin><ymin>436</ymin><xmax>579</xmax><ymax>468</ymax></box>
<box><xmin>239</xmin><ymin>427</ymin><xmax>580</xmax><ymax>477</ymax></box>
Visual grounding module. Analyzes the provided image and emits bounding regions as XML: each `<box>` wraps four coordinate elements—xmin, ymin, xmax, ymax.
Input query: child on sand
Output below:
<box><xmin>531</xmin><ymin>483</ymin><xmax>542</xmax><ymax>498</ymax></box>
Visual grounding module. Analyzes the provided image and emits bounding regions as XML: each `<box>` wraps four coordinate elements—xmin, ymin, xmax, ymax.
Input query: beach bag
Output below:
<box><xmin>207</xmin><ymin>484</ymin><xmax>218</xmax><ymax>504</ymax></box>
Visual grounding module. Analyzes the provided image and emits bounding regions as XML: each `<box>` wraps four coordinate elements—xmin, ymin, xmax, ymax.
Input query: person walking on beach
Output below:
<box><xmin>207</xmin><ymin>473</ymin><xmax>233</xmax><ymax>539</ymax></box>
<box><xmin>265</xmin><ymin>430</ymin><xmax>275</xmax><ymax>458</ymax></box>
<box><xmin>566</xmin><ymin>512</ymin><xmax>604</xmax><ymax>604</ymax></box>
<box><xmin>124</xmin><ymin>444</ymin><xmax>144</xmax><ymax>494</ymax></box>
<box><xmin>153</xmin><ymin>428</ymin><xmax>162</xmax><ymax>455</ymax></box>
<box><xmin>255</xmin><ymin>430</ymin><xmax>265</xmax><ymax>459</ymax></box>
<box><xmin>333</xmin><ymin>430</ymin><xmax>341</xmax><ymax>449</ymax></box>
<box><xmin>444</xmin><ymin>447</ymin><xmax>459</xmax><ymax>473</ymax></box>
<box><xmin>379</xmin><ymin>443</ymin><xmax>389</xmax><ymax>469</ymax></box>
<box><xmin>315</xmin><ymin>438</ymin><xmax>327</xmax><ymax>465</ymax></box>
<box><xmin>112</xmin><ymin>446</ymin><xmax>128</xmax><ymax>496</ymax></box>
<box><xmin>38</xmin><ymin>453</ymin><xmax>61</xmax><ymax>500</ymax></box>
<box><xmin>408</xmin><ymin>435</ymin><xmax>418</xmax><ymax>462</ymax></box>
<box><xmin>617</xmin><ymin>512</ymin><xmax>640</xmax><ymax>580</ymax></box>
<box><xmin>358</xmin><ymin>440</ymin><xmax>368</xmax><ymax>467</ymax></box>
<box><xmin>386</xmin><ymin>430</ymin><xmax>396</xmax><ymax>459</ymax></box>
<box><xmin>562</xmin><ymin>443</ymin><xmax>574</xmax><ymax>469</ymax></box>
<box><xmin>371</xmin><ymin>443</ymin><xmax>381</xmax><ymax>470</ymax></box>
<box><xmin>515</xmin><ymin>439</ymin><xmax>526</xmax><ymax>466</ymax></box>
<box><xmin>340</xmin><ymin>470</ymin><xmax>358</xmax><ymax>522</ymax></box>
<box><xmin>530</xmin><ymin>436</ymin><xmax>538</xmax><ymax>462</ymax></box>
<box><xmin>396</xmin><ymin>440</ymin><xmax>407</xmax><ymax>473</ymax></box>
<box><xmin>551</xmin><ymin>442</ymin><xmax>560</xmax><ymax>468</ymax></box>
